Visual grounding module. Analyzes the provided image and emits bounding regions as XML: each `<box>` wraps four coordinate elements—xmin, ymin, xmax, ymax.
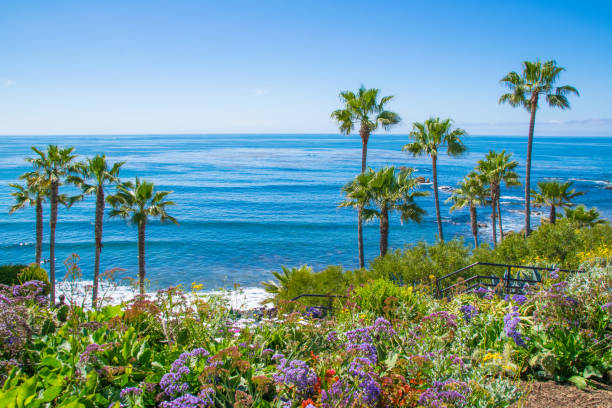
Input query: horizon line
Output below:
<box><xmin>1</xmin><ymin>132</ymin><xmax>611</xmax><ymax>138</ymax></box>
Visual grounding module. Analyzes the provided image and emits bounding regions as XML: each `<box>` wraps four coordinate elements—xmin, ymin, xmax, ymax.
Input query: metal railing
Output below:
<box><xmin>289</xmin><ymin>294</ymin><xmax>347</xmax><ymax>314</ymax></box>
<box><xmin>435</xmin><ymin>262</ymin><xmax>580</xmax><ymax>299</ymax></box>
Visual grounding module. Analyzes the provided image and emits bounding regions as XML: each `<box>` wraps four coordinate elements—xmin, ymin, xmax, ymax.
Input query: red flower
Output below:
<box><xmin>301</xmin><ymin>398</ymin><xmax>316</xmax><ymax>407</ymax></box>
<box><xmin>325</xmin><ymin>369</ymin><xmax>336</xmax><ymax>377</ymax></box>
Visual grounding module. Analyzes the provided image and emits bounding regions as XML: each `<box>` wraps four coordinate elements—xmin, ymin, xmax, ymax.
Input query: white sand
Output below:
<box><xmin>56</xmin><ymin>280</ymin><xmax>272</xmax><ymax>310</ymax></box>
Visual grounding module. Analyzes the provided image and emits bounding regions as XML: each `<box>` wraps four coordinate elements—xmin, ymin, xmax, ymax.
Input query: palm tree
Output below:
<box><xmin>560</xmin><ymin>205</ymin><xmax>609</xmax><ymax>228</ymax></box>
<box><xmin>107</xmin><ymin>178</ymin><xmax>177</xmax><ymax>295</ymax></box>
<box><xmin>331</xmin><ymin>86</ymin><xmax>400</xmax><ymax>268</ymax></box>
<box><xmin>8</xmin><ymin>178</ymin><xmax>47</xmax><ymax>265</ymax></box>
<box><xmin>27</xmin><ymin>145</ymin><xmax>80</xmax><ymax>304</ymax></box>
<box><xmin>446</xmin><ymin>172</ymin><xmax>487</xmax><ymax>247</ymax></box>
<box><xmin>403</xmin><ymin>117</ymin><xmax>466</xmax><ymax>242</ymax></box>
<box><xmin>476</xmin><ymin>150</ymin><xmax>520</xmax><ymax>246</ymax></box>
<box><xmin>531</xmin><ymin>180</ymin><xmax>583</xmax><ymax>224</ymax></box>
<box><xmin>71</xmin><ymin>155</ymin><xmax>124</xmax><ymax>307</ymax></box>
<box><xmin>499</xmin><ymin>60</ymin><xmax>579</xmax><ymax>237</ymax></box>
<box><xmin>341</xmin><ymin>167</ymin><xmax>426</xmax><ymax>257</ymax></box>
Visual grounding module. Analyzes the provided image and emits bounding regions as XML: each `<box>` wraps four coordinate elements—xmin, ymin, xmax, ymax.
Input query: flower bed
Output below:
<box><xmin>0</xmin><ymin>263</ymin><xmax>610</xmax><ymax>407</ymax></box>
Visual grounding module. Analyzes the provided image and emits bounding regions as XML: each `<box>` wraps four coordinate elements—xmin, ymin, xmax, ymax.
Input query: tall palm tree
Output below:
<box><xmin>476</xmin><ymin>150</ymin><xmax>520</xmax><ymax>246</ymax></box>
<box><xmin>560</xmin><ymin>205</ymin><xmax>609</xmax><ymax>228</ymax></box>
<box><xmin>331</xmin><ymin>86</ymin><xmax>400</xmax><ymax>267</ymax></box>
<box><xmin>8</xmin><ymin>178</ymin><xmax>47</xmax><ymax>265</ymax></box>
<box><xmin>499</xmin><ymin>60</ymin><xmax>578</xmax><ymax>237</ymax></box>
<box><xmin>531</xmin><ymin>180</ymin><xmax>583</xmax><ymax>224</ymax></box>
<box><xmin>27</xmin><ymin>145</ymin><xmax>79</xmax><ymax>304</ymax></box>
<box><xmin>71</xmin><ymin>155</ymin><xmax>124</xmax><ymax>307</ymax></box>
<box><xmin>446</xmin><ymin>172</ymin><xmax>488</xmax><ymax>247</ymax></box>
<box><xmin>107</xmin><ymin>178</ymin><xmax>177</xmax><ymax>295</ymax></box>
<box><xmin>341</xmin><ymin>166</ymin><xmax>426</xmax><ymax>257</ymax></box>
<box><xmin>403</xmin><ymin>117</ymin><xmax>466</xmax><ymax>242</ymax></box>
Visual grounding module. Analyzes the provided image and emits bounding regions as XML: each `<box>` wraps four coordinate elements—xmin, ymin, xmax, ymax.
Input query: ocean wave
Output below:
<box><xmin>56</xmin><ymin>280</ymin><xmax>270</xmax><ymax>310</ymax></box>
<box><xmin>569</xmin><ymin>178</ymin><xmax>611</xmax><ymax>186</ymax></box>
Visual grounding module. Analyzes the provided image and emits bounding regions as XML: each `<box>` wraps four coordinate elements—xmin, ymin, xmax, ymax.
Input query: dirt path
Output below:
<box><xmin>511</xmin><ymin>381</ymin><xmax>612</xmax><ymax>408</ymax></box>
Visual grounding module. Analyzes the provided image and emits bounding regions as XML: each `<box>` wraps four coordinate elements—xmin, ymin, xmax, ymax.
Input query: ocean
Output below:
<box><xmin>1</xmin><ymin>134</ymin><xmax>610</xmax><ymax>290</ymax></box>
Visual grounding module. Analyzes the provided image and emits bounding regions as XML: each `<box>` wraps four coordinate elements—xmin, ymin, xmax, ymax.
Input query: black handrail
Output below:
<box><xmin>436</xmin><ymin>261</ymin><xmax>577</xmax><ymax>282</ymax></box>
<box><xmin>436</xmin><ymin>261</ymin><xmax>582</xmax><ymax>298</ymax></box>
<box><xmin>289</xmin><ymin>294</ymin><xmax>347</xmax><ymax>313</ymax></box>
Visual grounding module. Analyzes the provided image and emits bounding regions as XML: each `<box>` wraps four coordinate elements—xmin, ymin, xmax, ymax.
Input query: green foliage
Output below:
<box><xmin>17</xmin><ymin>263</ymin><xmax>50</xmax><ymax>295</ymax></box>
<box><xmin>0</xmin><ymin>264</ymin><xmax>28</xmax><ymax>286</ymax></box>
<box><xmin>370</xmin><ymin>238</ymin><xmax>471</xmax><ymax>284</ymax></box>
<box><xmin>262</xmin><ymin>265</ymin><xmax>369</xmax><ymax>306</ymax></box>
<box><xmin>1</xmin><ymin>263</ymin><xmax>609</xmax><ymax>407</ymax></box>
<box><xmin>352</xmin><ymin>279</ymin><xmax>428</xmax><ymax>319</ymax></box>
<box><xmin>561</xmin><ymin>204</ymin><xmax>609</xmax><ymax>227</ymax></box>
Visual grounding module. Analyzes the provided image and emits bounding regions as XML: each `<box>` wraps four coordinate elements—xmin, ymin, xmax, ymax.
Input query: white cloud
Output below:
<box><xmin>1</xmin><ymin>79</ymin><xmax>16</xmax><ymax>88</ymax></box>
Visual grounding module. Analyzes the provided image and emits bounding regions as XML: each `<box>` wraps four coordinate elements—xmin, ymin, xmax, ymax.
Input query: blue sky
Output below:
<box><xmin>1</xmin><ymin>0</ymin><xmax>611</xmax><ymax>135</ymax></box>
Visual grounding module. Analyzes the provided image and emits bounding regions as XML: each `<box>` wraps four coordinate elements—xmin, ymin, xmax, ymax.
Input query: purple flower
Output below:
<box><xmin>346</xmin><ymin>343</ymin><xmax>377</xmax><ymax>364</ymax></box>
<box><xmin>602</xmin><ymin>302</ymin><xmax>612</xmax><ymax>310</ymax></box>
<box><xmin>160</xmin><ymin>393</ymin><xmax>212</xmax><ymax>408</ymax></box>
<box><xmin>326</xmin><ymin>331</ymin><xmax>338</xmax><ymax>343</ymax></box>
<box><xmin>550</xmin><ymin>269</ymin><xmax>559</xmax><ymax>279</ymax></box>
<box><xmin>512</xmin><ymin>295</ymin><xmax>528</xmax><ymax>305</ymax></box>
<box><xmin>370</xmin><ymin>317</ymin><xmax>396</xmax><ymax>337</ymax></box>
<box><xmin>273</xmin><ymin>359</ymin><xmax>317</xmax><ymax>397</ymax></box>
<box><xmin>345</xmin><ymin>327</ymin><xmax>372</xmax><ymax>344</ymax></box>
<box><xmin>120</xmin><ymin>387</ymin><xmax>142</xmax><ymax>399</ymax></box>
<box><xmin>348</xmin><ymin>357</ymin><xmax>373</xmax><ymax>379</ymax></box>
<box><xmin>421</xmin><ymin>311</ymin><xmax>458</xmax><ymax>329</ymax></box>
<box><xmin>361</xmin><ymin>379</ymin><xmax>381</xmax><ymax>404</ymax></box>
<box><xmin>418</xmin><ymin>379</ymin><xmax>470</xmax><ymax>408</ymax></box>
<box><xmin>504</xmin><ymin>310</ymin><xmax>528</xmax><ymax>347</ymax></box>
<box><xmin>459</xmin><ymin>304</ymin><xmax>478</xmax><ymax>322</ymax></box>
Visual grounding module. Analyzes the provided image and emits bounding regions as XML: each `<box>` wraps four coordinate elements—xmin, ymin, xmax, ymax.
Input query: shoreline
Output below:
<box><xmin>56</xmin><ymin>280</ymin><xmax>271</xmax><ymax>311</ymax></box>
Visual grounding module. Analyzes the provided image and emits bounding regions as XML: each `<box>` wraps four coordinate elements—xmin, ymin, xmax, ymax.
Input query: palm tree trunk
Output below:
<box><xmin>379</xmin><ymin>205</ymin><xmax>389</xmax><ymax>256</ymax></box>
<box><xmin>49</xmin><ymin>181</ymin><xmax>58</xmax><ymax>305</ymax></box>
<box><xmin>360</xmin><ymin>124</ymin><xmax>369</xmax><ymax>173</ymax></box>
<box><xmin>138</xmin><ymin>220</ymin><xmax>146</xmax><ymax>295</ymax></box>
<box><xmin>357</xmin><ymin>123</ymin><xmax>370</xmax><ymax>268</ymax></box>
<box><xmin>470</xmin><ymin>204</ymin><xmax>478</xmax><ymax>248</ymax></box>
<box><xmin>357</xmin><ymin>207</ymin><xmax>365</xmax><ymax>268</ymax></box>
<box><xmin>525</xmin><ymin>95</ymin><xmax>538</xmax><ymax>238</ymax></box>
<box><xmin>35</xmin><ymin>195</ymin><xmax>43</xmax><ymax>265</ymax></box>
<box><xmin>490</xmin><ymin>188</ymin><xmax>497</xmax><ymax>247</ymax></box>
<box><xmin>497</xmin><ymin>193</ymin><xmax>504</xmax><ymax>241</ymax></box>
<box><xmin>92</xmin><ymin>186</ymin><xmax>104</xmax><ymax>308</ymax></box>
<box><xmin>550</xmin><ymin>205</ymin><xmax>556</xmax><ymax>224</ymax></box>
<box><xmin>431</xmin><ymin>155</ymin><xmax>444</xmax><ymax>241</ymax></box>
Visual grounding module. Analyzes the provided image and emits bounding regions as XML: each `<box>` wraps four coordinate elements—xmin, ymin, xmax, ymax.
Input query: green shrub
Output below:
<box><xmin>17</xmin><ymin>263</ymin><xmax>50</xmax><ymax>295</ymax></box>
<box><xmin>352</xmin><ymin>279</ymin><xmax>428</xmax><ymax>319</ymax></box>
<box><xmin>0</xmin><ymin>264</ymin><xmax>28</xmax><ymax>286</ymax></box>
<box><xmin>262</xmin><ymin>265</ymin><xmax>368</xmax><ymax>306</ymax></box>
<box><xmin>369</xmin><ymin>238</ymin><xmax>470</xmax><ymax>284</ymax></box>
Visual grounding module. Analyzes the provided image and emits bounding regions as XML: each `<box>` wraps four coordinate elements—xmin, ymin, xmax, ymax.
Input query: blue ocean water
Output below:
<box><xmin>0</xmin><ymin>134</ymin><xmax>610</xmax><ymax>289</ymax></box>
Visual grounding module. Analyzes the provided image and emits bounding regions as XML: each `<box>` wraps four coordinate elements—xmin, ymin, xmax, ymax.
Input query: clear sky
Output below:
<box><xmin>1</xmin><ymin>0</ymin><xmax>611</xmax><ymax>136</ymax></box>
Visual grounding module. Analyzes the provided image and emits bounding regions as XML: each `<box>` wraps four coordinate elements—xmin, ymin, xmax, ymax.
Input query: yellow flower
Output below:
<box><xmin>191</xmin><ymin>282</ymin><xmax>204</xmax><ymax>291</ymax></box>
<box><xmin>359</xmin><ymin>314</ymin><xmax>366</xmax><ymax>320</ymax></box>
<box><xmin>502</xmin><ymin>365</ymin><xmax>515</xmax><ymax>372</ymax></box>
<box><xmin>429</xmin><ymin>274</ymin><xmax>436</xmax><ymax>281</ymax></box>
<box><xmin>483</xmin><ymin>353</ymin><xmax>502</xmax><ymax>362</ymax></box>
